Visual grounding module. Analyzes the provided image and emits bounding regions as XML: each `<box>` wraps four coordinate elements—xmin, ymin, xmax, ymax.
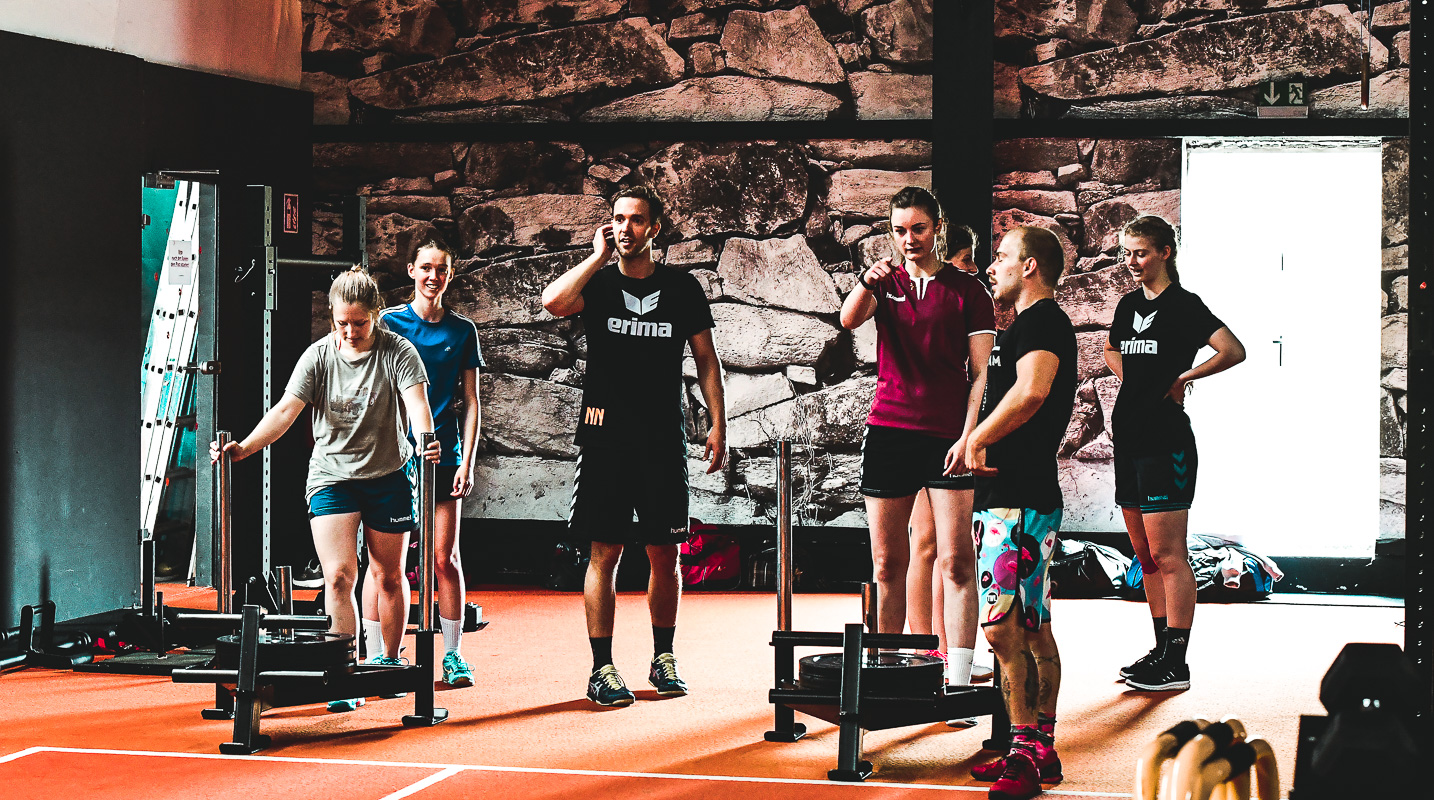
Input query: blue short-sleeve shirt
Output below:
<box><xmin>380</xmin><ymin>304</ymin><xmax>485</xmax><ymax>465</ymax></box>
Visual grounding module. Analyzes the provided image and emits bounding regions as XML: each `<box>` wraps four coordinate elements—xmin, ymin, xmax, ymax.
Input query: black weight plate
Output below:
<box><xmin>798</xmin><ymin>652</ymin><xmax>944</xmax><ymax>697</ymax></box>
<box><xmin>215</xmin><ymin>632</ymin><xmax>353</xmax><ymax>672</ymax></box>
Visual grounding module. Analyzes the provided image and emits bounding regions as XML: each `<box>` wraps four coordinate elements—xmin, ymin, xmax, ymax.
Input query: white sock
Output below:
<box><xmin>440</xmin><ymin>616</ymin><xmax>462</xmax><ymax>654</ymax></box>
<box><xmin>947</xmin><ymin>647</ymin><xmax>975</xmax><ymax>686</ymax></box>
<box><xmin>362</xmin><ymin>618</ymin><xmax>384</xmax><ymax>660</ymax></box>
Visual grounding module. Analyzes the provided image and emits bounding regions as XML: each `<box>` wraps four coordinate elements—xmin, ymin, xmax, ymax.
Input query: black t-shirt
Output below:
<box><xmin>974</xmin><ymin>298</ymin><xmax>1078</xmax><ymax>513</ymax></box>
<box><xmin>576</xmin><ymin>264</ymin><xmax>714</xmax><ymax>448</ymax></box>
<box><xmin>1107</xmin><ymin>285</ymin><xmax>1224</xmax><ymax>455</ymax></box>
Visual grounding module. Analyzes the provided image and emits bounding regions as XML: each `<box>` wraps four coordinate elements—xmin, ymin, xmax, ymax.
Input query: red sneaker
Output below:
<box><xmin>974</xmin><ymin>743</ymin><xmax>1063</xmax><ymax>784</ymax></box>
<box><xmin>989</xmin><ymin>748</ymin><xmax>1042</xmax><ymax>800</ymax></box>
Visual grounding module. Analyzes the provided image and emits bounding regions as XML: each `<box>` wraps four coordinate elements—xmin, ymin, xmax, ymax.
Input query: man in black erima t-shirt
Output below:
<box><xmin>541</xmin><ymin>186</ymin><xmax>727</xmax><ymax>708</ymax></box>
<box><xmin>964</xmin><ymin>227</ymin><xmax>1077</xmax><ymax>800</ymax></box>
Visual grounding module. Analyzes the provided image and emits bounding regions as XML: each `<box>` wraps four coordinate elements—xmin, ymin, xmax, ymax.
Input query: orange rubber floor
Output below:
<box><xmin>0</xmin><ymin>590</ymin><xmax>1406</xmax><ymax>799</ymax></box>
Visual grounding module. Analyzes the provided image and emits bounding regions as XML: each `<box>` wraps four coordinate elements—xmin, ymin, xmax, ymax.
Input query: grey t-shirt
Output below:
<box><xmin>286</xmin><ymin>328</ymin><xmax>428</xmax><ymax>499</ymax></box>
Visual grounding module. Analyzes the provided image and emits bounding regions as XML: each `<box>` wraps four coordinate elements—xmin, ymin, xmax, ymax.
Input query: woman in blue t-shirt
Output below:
<box><xmin>361</xmin><ymin>240</ymin><xmax>485</xmax><ymax>688</ymax></box>
<box><xmin>1104</xmin><ymin>215</ymin><xmax>1245</xmax><ymax>693</ymax></box>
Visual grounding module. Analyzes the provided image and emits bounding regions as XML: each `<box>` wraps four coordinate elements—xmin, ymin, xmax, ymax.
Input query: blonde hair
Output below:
<box><xmin>328</xmin><ymin>266</ymin><xmax>384</xmax><ymax>320</ymax></box>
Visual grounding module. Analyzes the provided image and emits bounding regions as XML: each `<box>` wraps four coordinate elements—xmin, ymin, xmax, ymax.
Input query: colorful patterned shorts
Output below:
<box><xmin>975</xmin><ymin>507</ymin><xmax>1062</xmax><ymax>631</ymax></box>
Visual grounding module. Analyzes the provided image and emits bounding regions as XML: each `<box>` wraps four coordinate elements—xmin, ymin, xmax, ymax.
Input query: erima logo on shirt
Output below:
<box><xmin>622</xmin><ymin>290</ymin><xmax>661</xmax><ymax>316</ymax></box>
<box><xmin>1121</xmin><ymin>310</ymin><xmax>1159</xmax><ymax>354</ymax></box>
<box><xmin>611</xmin><ymin>290</ymin><xmax>672</xmax><ymax>337</ymax></box>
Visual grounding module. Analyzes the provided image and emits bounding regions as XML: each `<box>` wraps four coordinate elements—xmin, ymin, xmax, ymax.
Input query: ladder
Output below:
<box><xmin>140</xmin><ymin>181</ymin><xmax>202</xmax><ymax>537</ymax></box>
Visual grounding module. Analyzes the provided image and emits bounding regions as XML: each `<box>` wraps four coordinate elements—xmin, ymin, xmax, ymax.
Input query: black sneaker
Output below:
<box><xmin>648</xmin><ymin>653</ymin><xmax>688</xmax><ymax>697</ymax></box>
<box><xmin>1125</xmin><ymin>660</ymin><xmax>1191</xmax><ymax>692</ymax></box>
<box><xmin>291</xmin><ymin>558</ymin><xmax>324</xmax><ymax>589</ymax></box>
<box><xmin>586</xmin><ymin>664</ymin><xmax>635</xmax><ymax>707</ymax></box>
<box><xmin>1119</xmin><ymin>645</ymin><xmax>1162</xmax><ymax>680</ymax></box>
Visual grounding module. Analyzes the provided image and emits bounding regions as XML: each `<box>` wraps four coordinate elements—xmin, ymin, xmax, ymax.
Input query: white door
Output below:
<box><xmin>1180</xmin><ymin>140</ymin><xmax>1382</xmax><ymax>558</ymax></box>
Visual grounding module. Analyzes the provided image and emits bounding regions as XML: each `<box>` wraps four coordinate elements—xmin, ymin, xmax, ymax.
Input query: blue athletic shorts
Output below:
<box><xmin>975</xmin><ymin>507</ymin><xmax>1062</xmax><ymax>631</ymax></box>
<box><xmin>308</xmin><ymin>469</ymin><xmax>416</xmax><ymax>533</ymax></box>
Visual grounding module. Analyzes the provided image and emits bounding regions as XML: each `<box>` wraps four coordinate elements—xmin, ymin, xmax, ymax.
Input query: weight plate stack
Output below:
<box><xmin>797</xmin><ymin>652</ymin><xmax>944</xmax><ymax>697</ymax></box>
<box><xmin>215</xmin><ymin>632</ymin><xmax>353</xmax><ymax>672</ymax></box>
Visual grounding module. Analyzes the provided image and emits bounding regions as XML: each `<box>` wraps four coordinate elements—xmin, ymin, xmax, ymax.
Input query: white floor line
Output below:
<box><xmin>0</xmin><ymin>747</ymin><xmax>46</xmax><ymax>764</ymax></box>
<box><xmin>378</xmin><ymin>767</ymin><xmax>463</xmax><ymax>800</ymax></box>
<box><xmin>7</xmin><ymin>747</ymin><xmax>1131</xmax><ymax>797</ymax></box>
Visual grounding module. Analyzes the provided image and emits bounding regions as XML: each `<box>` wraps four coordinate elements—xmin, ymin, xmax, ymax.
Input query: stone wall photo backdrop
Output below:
<box><xmin>312</xmin><ymin>138</ymin><xmax>933</xmax><ymax>527</ymax></box>
<box><xmin>302</xmin><ymin>1</ymin><xmax>933</xmax><ymax>124</ymax></box>
<box><xmin>996</xmin><ymin>1</ymin><xmax>1411</xmax><ymax>119</ymax></box>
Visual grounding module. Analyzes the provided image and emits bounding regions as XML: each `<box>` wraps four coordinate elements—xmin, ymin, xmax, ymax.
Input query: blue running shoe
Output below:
<box><xmin>443</xmin><ymin>651</ymin><xmax>474</xmax><ymax>688</ymax></box>
<box><xmin>586</xmin><ymin>664</ymin><xmax>635</xmax><ymax>707</ymax></box>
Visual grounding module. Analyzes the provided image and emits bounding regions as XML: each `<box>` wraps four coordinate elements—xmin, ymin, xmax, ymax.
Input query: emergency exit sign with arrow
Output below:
<box><xmin>1256</xmin><ymin>80</ymin><xmax>1309</xmax><ymax>117</ymax></box>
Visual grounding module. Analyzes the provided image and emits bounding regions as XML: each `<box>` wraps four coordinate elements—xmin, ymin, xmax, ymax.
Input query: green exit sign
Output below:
<box><xmin>1257</xmin><ymin>80</ymin><xmax>1307</xmax><ymax>106</ymax></box>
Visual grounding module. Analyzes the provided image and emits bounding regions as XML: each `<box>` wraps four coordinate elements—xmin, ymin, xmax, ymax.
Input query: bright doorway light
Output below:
<box><xmin>1180</xmin><ymin>139</ymin><xmax>1382</xmax><ymax>558</ymax></box>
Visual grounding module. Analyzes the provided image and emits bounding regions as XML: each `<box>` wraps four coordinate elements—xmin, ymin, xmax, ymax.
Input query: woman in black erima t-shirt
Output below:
<box><xmin>1103</xmin><ymin>215</ymin><xmax>1246</xmax><ymax>692</ymax></box>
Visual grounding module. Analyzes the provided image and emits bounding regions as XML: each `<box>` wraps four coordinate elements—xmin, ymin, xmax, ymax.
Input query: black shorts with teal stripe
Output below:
<box><xmin>1115</xmin><ymin>441</ymin><xmax>1198</xmax><ymax>513</ymax></box>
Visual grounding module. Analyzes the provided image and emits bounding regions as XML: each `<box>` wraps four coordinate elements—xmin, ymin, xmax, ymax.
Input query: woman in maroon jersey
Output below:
<box><xmin>839</xmin><ymin>188</ymin><xmax>996</xmax><ymax>698</ymax></box>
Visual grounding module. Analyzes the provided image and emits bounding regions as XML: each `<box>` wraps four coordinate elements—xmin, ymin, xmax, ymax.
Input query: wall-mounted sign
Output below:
<box><xmin>283</xmin><ymin>193</ymin><xmax>300</xmax><ymax>234</ymax></box>
<box><xmin>167</xmin><ymin>239</ymin><xmax>194</xmax><ymax>285</ymax></box>
<box><xmin>1257</xmin><ymin>80</ymin><xmax>1306</xmax><ymax>106</ymax></box>
<box><xmin>1256</xmin><ymin>80</ymin><xmax>1309</xmax><ymax>117</ymax></box>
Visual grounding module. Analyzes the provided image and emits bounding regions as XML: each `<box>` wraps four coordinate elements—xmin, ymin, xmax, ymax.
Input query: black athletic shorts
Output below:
<box><xmin>568</xmin><ymin>442</ymin><xmax>690</xmax><ymax>545</ymax></box>
<box><xmin>1115</xmin><ymin>440</ymin><xmax>1198</xmax><ymax>513</ymax></box>
<box><xmin>859</xmin><ymin>424</ymin><xmax>974</xmax><ymax>498</ymax></box>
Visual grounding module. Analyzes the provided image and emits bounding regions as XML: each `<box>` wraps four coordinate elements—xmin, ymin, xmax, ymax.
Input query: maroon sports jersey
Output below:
<box><xmin>868</xmin><ymin>263</ymin><xmax>997</xmax><ymax>438</ymax></box>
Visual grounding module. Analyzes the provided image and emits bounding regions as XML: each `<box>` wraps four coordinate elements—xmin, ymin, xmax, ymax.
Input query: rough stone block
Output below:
<box><xmin>309</xmin><ymin>0</ymin><xmax>456</xmax><ymax>58</ymax></box>
<box><xmin>718</xmin><ymin>236</ymin><xmax>841</xmax><ymax>314</ymax></box>
<box><xmin>582</xmin><ymin>76</ymin><xmax>840</xmax><ymax>122</ymax></box>
<box><xmin>724</xmin><ymin>371</ymin><xmax>796</xmax><ymax>418</ymax></box>
<box><xmin>477</xmin><ymin>328</ymin><xmax>572</xmax><ymax>377</ymax></box>
<box><xmin>669</xmin><ymin>12</ymin><xmax>722</xmax><ymax>42</ymax></box>
<box><xmin>466</xmin><ymin>455</ymin><xmax>575</xmax><ymax>521</ymax></box>
<box><xmin>640</xmin><ymin>141</ymin><xmax>809</xmax><ymax>238</ymax></box>
<box><xmin>1384</xmin><ymin>138</ymin><xmax>1409</xmax><ymax>247</ymax></box>
<box><xmin>446</xmin><ymin>250</ymin><xmax>587</xmax><ymax>327</ymax></box>
<box><xmin>993</xmin><ymin>139</ymin><xmax>1082</xmax><ymax>174</ymax></box>
<box><xmin>994</xmin><ymin>190</ymin><xmax>1078</xmax><ymax>217</ymax></box>
<box><xmin>1059</xmin><ymin>265</ymin><xmax>1139</xmax><ymax>331</ymax></box>
<box><xmin>722</xmin><ymin>7</ymin><xmax>846</xmax><ymax>84</ymax></box>
<box><xmin>808</xmin><ymin>139</ymin><xmax>932</xmax><ymax>170</ymax></box>
<box><xmin>1090</xmin><ymin>139</ymin><xmax>1181</xmax><ymax>188</ymax></box>
<box><xmin>479</xmin><ymin>374</ymin><xmax>582</xmax><ymax>458</ymax></box>
<box><xmin>995</xmin><ymin>62</ymin><xmax>1022</xmax><ymax>119</ymax></box>
<box><xmin>1076</xmin><ymin>330</ymin><xmax>1114</xmax><ymax>382</ymax></box>
<box><xmin>1310</xmin><ymin>69</ymin><xmax>1409</xmax><ymax>118</ymax></box>
<box><xmin>849</xmin><ymin>71</ymin><xmax>932</xmax><ymax>119</ymax></box>
<box><xmin>1382</xmin><ymin>313</ymin><xmax>1407</xmax><ymax>369</ymax></box>
<box><xmin>712</xmin><ymin>304</ymin><xmax>842</xmax><ymax>370</ymax></box>
<box><xmin>995</xmin><ymin>171</ymin><xmax>1058</xmax><ymax>189</ymax></box>
<box><xmin>1383</xmin><ymin>244</ymin><xmax>1408</xmax><ymax>272</ymax></box>
<box><xmin>787</xmin><ymin>365</ymin><xmax>819</xmax><ymax>385</ymax></box>
<box><xmin>828</xmin><ymin>168</ymin><xmax>932</xmax><ymax>216</ymax></box>
<box><xmin>689</xmin><ymin>42</ymin><xmax>726</xmax><ymax>75</ymax></box>
<box><xmin>666</xmin><ymin>238</ymin><xmax>720</xmax><ymax>268</ymax></box>
<box><xmin>458</xmin><ymin>194</ymin><xmax>609</xmax><ymax>254</ymax></box>
<box><xmin>862</xmin><ymin>0</ymin><xmax>933</xmax><ymax>63</ymax></box>
<box><xmin>996</xmin><ymin>0</ymin><xmax>1140</xmax><ymax>47</ymax></box>
<box><xmin>1019</xmin><ymin>6</ymin><xmax>1387</xmax><ymax>101</ymax></box>
<box><xmin>349</xmin><ymin>18</ymin><xmax>684</xmax><ymax>110</ymax></box>
<box><xmin>1056</xmin><ymin>459</ymin><xmax>1122</xmax><ymax>532</ymax></box>
<box><xmin>366</xmin><ymin>195</ymin><xmax>452</xmax><ymax>220</ymax></box>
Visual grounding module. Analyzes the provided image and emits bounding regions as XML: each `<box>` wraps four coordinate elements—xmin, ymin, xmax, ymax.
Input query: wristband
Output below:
<box><xmin>858</xmin><ymin>272</ymin><xmax>876</xmax><ymax>291</ymax></box>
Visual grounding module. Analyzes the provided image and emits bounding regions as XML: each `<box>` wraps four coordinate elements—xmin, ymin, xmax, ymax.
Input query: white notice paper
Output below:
<box><xmin>168</xmin><ymin>240</ymin><xmax>194</xmax><ymax>285</ymax></box>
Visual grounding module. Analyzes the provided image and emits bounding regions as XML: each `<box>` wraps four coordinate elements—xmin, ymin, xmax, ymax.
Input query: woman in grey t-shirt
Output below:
<box><xmin>211</xmin><ymin>268</ymin><xmax>439</xmax><ymax>712</ymax></box>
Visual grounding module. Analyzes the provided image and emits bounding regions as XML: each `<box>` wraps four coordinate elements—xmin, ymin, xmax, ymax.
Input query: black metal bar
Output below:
<box><xmin>829</xmin><ymin>623</ymin><xmax>872</xmax><ymax>781</ymax></box>
<box><xmin>275</xmin><ymin>256</ymin><xmax>356</xmax><ymax>269</ymax></box>
<box><xmin>770</xmin><ymin>631</ymin><xmax>938</xmax><ymax>650</ymax></box>
<box><xmin>176</xmin><ymin>612</ymin><xmax>329</xmax><ymax>630</ymax></box>
<box><xmin>140</xmin><ymin>530</ymin><xmax>156</xmax><ymax>619</ymax></box>
<box><xmin>763</xmin><ymin>634</ymin><xmax>806</xmax><ymax>743</ymax></box>
<box><xmin>1407</xmin><ymin>0</ymin><xmax>1432</xmax><ymax>735</ymax></box>
<box><xmin>942</xmin><ymin>1</ymin><xmax>995</xmax><ymax>264</ymax></box>
<box><xmin>404</xmin><ymin>432</ymin><xmax>448</xmax><ymax>728</ymax></box>
<box><xmin>174</xmin><ymin>669</ymin><xmax>328</xmax><ymax>683</ymax></box>
<box><xmin>221</xmin><ymin>604</ymin><xmax>269</xmax><ymax>754</ymax></box>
